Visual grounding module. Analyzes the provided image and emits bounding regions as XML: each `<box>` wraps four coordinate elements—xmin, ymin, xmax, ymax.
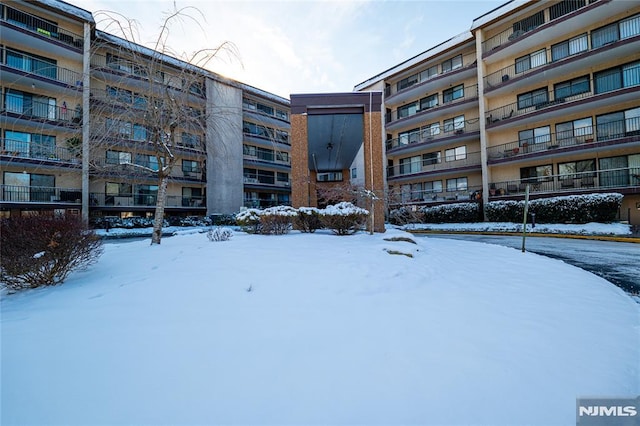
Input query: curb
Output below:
<box><xmin>407</xmin><ymin>229</ymin><xmax>640</xmax><ymax>244</ymax></box>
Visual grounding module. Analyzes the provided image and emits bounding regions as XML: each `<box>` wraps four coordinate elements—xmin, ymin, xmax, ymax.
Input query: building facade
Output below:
<box><xmin>0</xmin><ymin>0</ymin><xmax>291</xmax><ymax>221</ymax></box>
<box><xmin>355</xmin><ymin>0</ymin><xmax>640</xmax><ymax>225</ymax></box>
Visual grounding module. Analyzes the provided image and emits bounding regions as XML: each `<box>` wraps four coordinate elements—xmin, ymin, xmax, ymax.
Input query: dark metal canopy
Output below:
<box><xmin>307</xmin><ymin>113</ymin><xmax>363</xmax><ymax>172</ymax></box>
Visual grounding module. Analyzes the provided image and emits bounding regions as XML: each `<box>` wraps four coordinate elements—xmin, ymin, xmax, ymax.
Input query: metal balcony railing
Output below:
<box><xmin>2</xmin><ymin>93</ymin><xmax>82</xmax><ymax>125</ymax></box>
<box><xmin>88</xmin><ymin>193</ymin><xmax>205</xmax><ymax>208</ymax></box>
<box><xmin>489</xmin><ymin>167</ymin><xmax>640</xmax><ymax>197</ymax></box>
<box><xmin>391</xmin><ymin>184</ymin><xmax>484</xmax><ymax>206</ymax></box>
<box><xmin>243</xmin><ymin>152</ymin><xmax>291</xmax><ymax>165</ymax></box>
<box><xmin>0</xmin><ymin>138</ymin><xmax>80</xmax><ymax>163</ymax></box>
<box><xmin>388</xmin><ymin>151</ymin><xmax>482</xmax><ymax>179</ymax></box>
<box><xmin>243</xmin><ymin>176</ymin><xmax>291</xmax><ymax>187</ymax></box>
<box><xmin>487</xmin><ymin>117</ymin><xmax>640</xmax><ymax>161</ymax></box>
<box><xmin>1</xmin><ymin>47</ymin><xmax>83</xmax><ymax>87</ymax></box>
<box><xmin>481</xmin><ymin>0</ymin><xmax>594</xmax><ymax>54</ymax></box>
<box><xmin>386</xmin><ymin>119</ymin><xmax>481</xmax><ymax>151</ymax></box>
<box><xmin>1</xmin><ymin>4</ymin><xmax>84</xmax><ymax>49</ymax></box>
<box><xmin>485</xmin><ymin>64</ymin><xmax>640</xmax><ymax>125</ymax></box>
<box><xmin>386</xmin><ymin>84</ymin><xmax>479</xmax><ymax>124</ymax></box>
<box><xmin>0</xmin><ymin>185</ymin><xmax>82</xmax><ymax>203</ymax></box>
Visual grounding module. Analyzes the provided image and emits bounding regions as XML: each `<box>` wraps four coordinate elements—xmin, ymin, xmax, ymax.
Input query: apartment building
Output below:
<box><xmin>355</xmin><ymin>0</ymin><xmax>640</xmax><ymax>225</ymax></box>
<box><xmin>0</xmin><ymin>0</ymin><xmax>291</xmax><ymax>221</ymax></box>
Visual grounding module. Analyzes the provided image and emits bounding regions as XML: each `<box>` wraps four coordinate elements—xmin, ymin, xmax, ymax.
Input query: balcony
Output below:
<box><xmin>386</xmin><ymin>119</ymin><xmax>481</xmax><ymax>152</ymax></box>
<box><xmin>1</xmin><ymin>93</ymin><xmax>82</xmax><ymax>127</ymax></box>
<box><xmin>481</xmin><ymin>0</ymin><xmax>611</xmax><ymax>57</ymax></box>
<box><xmin>385</xmin><ymin>84</ymin><xmax>478</xmax><ymax>131</ymax></box>
<box><xmin>390</xmin><ymin>184</ymin><xmax>484</xmax><ymax>207</ymax></box>
<box><xmin>388</xmin><ymin>151</ymin><xmax>482</xmax><ymax>181</ymax></box>
<box><xmin>0</xmin><ymin>138</ymin><xmax>81</xmax><ymax>165</ymax></box>
<box><xmin>385</xmin><ymin>52</ymin><xmax>477</xmax><ymax>106</ymax></box>
<box><xmin>89</xmin><ymin>193</ymin><xmax>206</xmax><ymax>209</ymax></box>
<box><xmin>0</xmin><ymin>185</ymin><xmax>82</xmax><ymax>204</ymax></box>
<box><xmin>243</xmin><ymin>152</ymin><xmax>291</xmax><ymax>166</ymax></box>
<box><xmin>489</xmin><ymin>167</ymin><xmax>640</xmax><ymax>198</ymax></box>
<box><xmin>485</xmin><ymin>67</ymin><xmax>640</xmax><ymax>129</ymax></box>
<box><xmin>0</xmin><ymin>4</ymin><xmax>84</xmax><ymax>53</ymax></box>
<box><xmin>0</xmin><ymin>47</ymin><xmax>83</xmax><ymax>89</ymax></box>
<box><xmin>487</xmin><ymin>117</ymin><xmax>640</xmax><ymax>163</ymax></box>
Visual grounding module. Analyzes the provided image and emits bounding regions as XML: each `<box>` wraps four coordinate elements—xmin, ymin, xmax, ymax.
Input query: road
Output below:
<box><xmin>418</xmin><ymin>233</ymin><xmax>640</xmax><ymax>295</ymax></box>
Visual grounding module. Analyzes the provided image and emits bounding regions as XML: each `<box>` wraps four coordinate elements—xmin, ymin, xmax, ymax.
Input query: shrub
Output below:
<box><xmin>320</xmin><ymin>202</ymin><xmax>369</xmax><ymax>235</ymax></box>
<box><xmin>1</xmin><ymin>214</ymin><xmax>103</xmax><ymax>291</ymax></box>
<box><xmin>207</xmin><ymin>227</ymin><xmax>233</xmax><ymax>242</ymax></box>
<box><xmin>420</xmin><ymin>202</ymin><xmax>481</xmax><ymax>223</ymax></box>
<box><xmin>294</xmin><ymin>207</ymin><xmax>323</xmax><ymax>233</ymax></box>
<box><xmin>260</xmin><ymin>206</ymin><xmax>298</xmax><ymax>235</ymax></box>
<box><xmin>388</xmin><ymin>206</ymin><xmax>424</xmax><ymax>225</ymax></box>
<box><xmin>236</xmin><ymin>209</ymin><xmax>262</xmax><ymax>234</ymax></box>
<box><xmin>485</xmin><ymin>200</ymin><xmax>523</xmax><ymax>222</ymax></box>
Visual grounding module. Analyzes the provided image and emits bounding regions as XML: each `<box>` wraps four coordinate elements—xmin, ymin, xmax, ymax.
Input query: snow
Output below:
<box><xmin>402</xmin><ymin>221</ymin><xmax>634</xmax><ymax>236</ymax></box>
<box><xmin>2</xmin><ymin>226</ymin><xmax>639</xmax><ymax>425</ymax></box>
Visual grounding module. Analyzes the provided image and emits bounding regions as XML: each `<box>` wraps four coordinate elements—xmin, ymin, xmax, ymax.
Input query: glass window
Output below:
<box><xmin>424</xmin><ymin>180</ymin><xmax>443</xmax><ymax>193</ymax></box>
<box><xmin>519</xmin><ymin>126</ymin><xmax>550</xmax><ymax>145</ymax></box>
<box><xmin>443</xmin><ymin>85</ymin><xmax>464</xmax><ymax>103</ymax></box>
<box><xmin>520</xmin><ymin>164</ymin><xmax>552</xmax><ymax>182</ymax></box>
<box><xmin>594</xmin><ymin>67</ymin><xmax>622</xmax><ymax>93</ymax></box>
<box><xmin>420</xmin><ymin>65</ymin><xmax>438</xmax><ymax>81</ymax></box>
<box><xmin>445</xmin><ymin>146</ymin><xmax>466</xmax><ymax>162</ymax></box>
<box><xmin>591</xmin><ymin>23</ymin><xmax>619</xmax><ymax>49</ymax></box>
<box><xmin>599</xmin><ymin>156</ymin><xmax>629</xmax><ymax>187</ymax></box>
<box><xmin>554</xmin><ymin>75</ymin><xmax>589</xmax><ymax>99</ymax></box>
<box><xmin>446</xmin><ymin>177</ymin><xmax>468</xmax><ymax>192</ymax></box>
<box><xmin>441</xmin><ymin>55</ymin><xmax>462</xmax><ymax>73</ymax></box>
<box><xmin>399</xmin><ymin>156</ymin><xmax>421</xmax><ymax>174</ymax></box>
<box><xmin>422</xmin><ymin>152</ymin><xmax>441</xmax><ymax>166</ymax></box>
<box><xmin>420</xmin><ymin>94</ymin><xmax>438</xmax><ymax>110</ymax></box>
<box><xmin>550</xmin><ymin>0</ymin><xmax>586</xmax><ymax>20</ymax></box>
<box><xmin>514</xmin><ymin>49</ymin><xmax>547</xmax><ymax>74</ymax></box>
<box><xmin>622</xmin><ymin>61</ymin><xmax>640</xmax><ymax>87</ymax></box>
<box><xmin>182</xmin><ymin>160</ymin><xmax>200</xmax><ymax>173</ymax></box>
<box><xmin>625</xmin><ymin>107</ymin><xmax>640</xmax><ymax>134</ymax></box>
<box><xmin>596</xmin><ymin>111</ymin><xmax>625</xmax><ymax>140</ymax></box>
<box><xmin>399</xmin><ymin>128</ymin><xmax>420</xmax><ymax>145</ymax></box>
<box><xmin>620</xmin><ymin>14</ymin><xmax>640</xmax><ymax>39</ymax></box>
<box><xmin>424</xmin><ymin>122</ymin><xmax>440</xmax><ymax>137</ymax></box>
<box><xmin>517</xmin><ymin>88</ymin><xmax>548</xmax><ymax>109</ymax></box>
<box><xmin>443</xmin><ymin>115</ymin><xmax>465</xmax><ymax>133</ymax></box>
<box><xmin>398</xmin><ymin>102</ymin><xmax>419</xmax><ymax>118</ymax></box>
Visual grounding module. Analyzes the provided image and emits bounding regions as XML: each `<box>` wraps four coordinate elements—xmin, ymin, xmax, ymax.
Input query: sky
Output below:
<box><xmin>2</xmin><ymin>225</ymin><xmax>638</xmax><ymax>424</ymax></box>
<box><xmin>73</xmin><ymin>0</ymin><xmax>507</xmax><ymax>99</ymax></box>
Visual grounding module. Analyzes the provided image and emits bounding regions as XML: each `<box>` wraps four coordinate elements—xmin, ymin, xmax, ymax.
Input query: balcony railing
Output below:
<box><xmin>391</xmin><ymin>184</ymin><xmax>484</xmax><ymax>206</ymax></box>
<box><xmin>243</xmin><ymin>198</ymin><xmax>287</xmax><ymax>208</ymax></box>
<box><xmin>0</xmin><ymin>185</ymin><xmax>82</xmax><ymax>203</ymax></box>
<box><xmin>489</xmin><ymin>167</ymin><xmax>640</xmax><ymax>197</ymax></box>
<box><xmin>1</xmin><ymin>48</ymin><xmax>83</xmax><ymax>87</ymax></box>
<box><xmin>386</xmin><ymin>119</ymin><xmax>481</xmax><ymax>151</ymax></box>
<box><xmin>386</xmin><ymin>84</ymin><xmax>478</xmax><ymax>124</ymax></box>
<box><xmin>0</xmin><ymin>138</ymin><xmax>80</xmax><ymax>163</ymax></box>
<box><xmin>486</xmin><ymin>64</ymin><xmax>640</xmax><ymax>126</ymax></box>
<box><xmin>243</xmin><ymin>177</ymin><xmax>291</xmax><ymax>187</ymax></box>
<box><xmin>488</xmin><ymin>117</ymin><xmax>640</xmax><ymax>161</ymax></box>
<box><xmin>481</xmin><ymin>0</ymin><xmax>594</xmax><ymax>54</ymax></box>
<box><xmin>385</xmin><ymin>52</ymin><xmax>478</xmax><ymax>99</ymax></box>
<box><xmin>1</xmin><ymin>4</ymin><xmax>84</xmax><ymax>49</ymax></box>
<box><xmin>388</xmin><ymin>151</ymin><xmax>482</xmax><ymax>179</ymax></box>
<box><xmin>2</xmin><ymin>93</ymin><xmax>82</xmax><ymax>125</ymax></box>
<box><xmin>89</xmin><ymin>193</ymin><xmax>205</xmax><ymax>208</ymax></box>
<box><xmin>243</xmin><ymin>152</ymin><xmax>291</xmax><ymax>165</ymax></box>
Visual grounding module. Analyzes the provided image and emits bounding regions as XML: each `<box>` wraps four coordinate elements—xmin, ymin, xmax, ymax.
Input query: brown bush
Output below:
<box><xmin>1</xmin><ymin>214</ymin><xmax>103</xmax><ymax>291</ymax></box>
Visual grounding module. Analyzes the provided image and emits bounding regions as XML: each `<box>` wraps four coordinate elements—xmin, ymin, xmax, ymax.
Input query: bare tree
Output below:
<box><xmin>89</xmin><ymin>5</ymin><xmax>237</xmax><ymax>244</ymax></box>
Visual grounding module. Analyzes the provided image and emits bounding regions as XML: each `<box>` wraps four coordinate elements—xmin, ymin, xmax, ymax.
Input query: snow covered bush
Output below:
<box><xmin>294</xmin><ymin>207</ymin><xmax>323</xmax><ymax>233</ymax></box>
<box><xmin>260</xmin><ymin>206</ymin><xmax>298</xmax><ymax>235</ymax></box>
<box><xmin>207</xmin><ymin>227</ymin><xmax>233</xmax><ymax>242</ymax></box>
<box><xmin>236</xmin><ymin>209</ymin><xmax>262</xmax><ymax>234</ymax></box>
<box><xmin>486</xmin><ymin>193</ymin><xmax>623</xmax><ymax>224</ymax></box>
<box><xmin>1</xmin><ymin>214</ymin><xmax>103</xmax><ymax>291</ymax></box>
<box><xmin>420</xmin><ymin>202</ymin><xmax>481</xmax><ymax>223</ymax></box>
<box><xmin>320</xmin><ymin>202</ymin><xmax>369</xmax><ymax>235</ymax></box>
<box><xmin>388</xmin><ymin>206</ymin><xmax>424</xmax><ymax>225</ymax></box>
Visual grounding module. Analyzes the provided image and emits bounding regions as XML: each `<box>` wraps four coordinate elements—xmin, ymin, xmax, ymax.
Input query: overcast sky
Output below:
<box><xmin>75</xmin><ymin>0</ymin><xmax>506</xmax><ymax>99</ymax></box>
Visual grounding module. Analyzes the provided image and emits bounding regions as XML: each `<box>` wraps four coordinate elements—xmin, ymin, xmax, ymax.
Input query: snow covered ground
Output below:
<box><xmin>2</xmin><ymin>227</ymin><xmax>639</xmax><ymax>425</ymax></box>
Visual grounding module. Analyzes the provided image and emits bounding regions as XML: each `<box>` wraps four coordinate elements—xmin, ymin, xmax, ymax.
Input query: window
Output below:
<box><xmin>4</xmin><ymin>90</ymin><xmax>56</xmax><ymax>119</ymax></box>
<box><xmin>106</xmin><ymin>53</ymin><xmax>132</xmax><ymax>73</ymax></box>
<box><xmin>443</xmin><ymin>115</ymin><xmax>465</xmax><ymax>133</ymax></box>
<box><xmin>276</xmin><ymin>151</ymin><xmax>289</xmax><ymax>162</ymax></box>
<box><xmin>513</xmin><ymin>10</ymin><xmax>544</xmax><ymax>33</ymax></box>
<box><xmin>422</xmin><ymin>151</ymin><xmax>441</xmax><ymax>166</ymax></box>
<box><xmin>106</xmin><ymin>86</ymin><xmax>132</xmax><ymax>103</ymax></box>
<box><xmin>257</xmin><ymin>103</ymin><xmax>274</xmax><ymax>116</ymax></box>
<box><xmin>620</xmin><ymin>14</ymin><xmax>640</xmax><ymax>39</ymax></box>
<box><xmin>599</xmin><ymin>156</ymin><xmax>629</xmax><ymax>187</ymax></box>
<box><xmin>554</xmin><ymin>75</ymin><xmax>589</xmax><ymax>99</ymax></box>
<box><xmin>3</xmin><ymin>172</ymin><xmax>55</xmax><ymax>202</ymax></box>
<box><xmin>424</xmin><ymin>180</ymin><xmax>443</xmax><ymax>194</ymax></box>
<box><xmin>180</xmin><ymin>132</ymin><xmax>200</xmax><ymax>148</ymax></box>
<box><xmin>398</xmin><ymin>73</ymin><xmax>419</xmax><ymax>91</ymax></box>
<box><xmin>597</xmin><ymin>107</ymin><xmax>640</xmax><ymax>139</ymax></box>
<box><xmin>398</xmin><ymin>102</ymin><xmax>419</xmax><ymax>118</ymax></box>
<box><xmin>316</xmin><ymin>172</ymin><xmax>342</xmax><ymax>182</ymax></box>
<box><xmin>549</xmin><ymin>0</ymin><xmax>585</xmax><ymax>20</ymax></box>
<box><xmin>276</xmin><ymin>130</ymin><xmax>290</xmax><ymax>144</ymax></box>
<box><xmin>350</xmin><ymin>168</ymin><xmax>357</xmax><ymax>179</ymax></box>
<box><xmin>399</xmin><ymin>156</ymin><xmax>421</xmax><ymax>174</ymax></box>
<box><xmin>445</xmin><ymin>146</ymin><xmax>466</xmax><ymax>162</ymax></box>
<box><xmin>420</xmin><ymin>94</ymin><xmax>438</xmax><ymax>110</ymax></box>
<box><xmin>106</xmin><ymin>150</ymin><xmax>131</xmax><ymax>165</ymax></box>
<box><xmin>398</xmin><ymin>128</ymin><xmax>420</xmax><ymax>145</ymax></box>
<box><xmin>591</xmin><ymin>23</ymin><xmax>619</xmax><ymax>49</ymax></box>
<box><xmin>446</xmin><ymin>177</ymin><xmax>468</xmax><ymax>192</ymax></box>
<box><xmin>277</xmin><ymin>172</ymin><xmax>289</xmax><ymax>183</ymax></box>
<box><xmin>254</xmin><ymin>147</ymin><xmax>274</xmax><ymax>162</ymax></box>
<box><xmin>551</xmin><ymin>34</ymin><xmax>588</xmax><ymax>61</ymax></box>
<box><xmin>136</xmin><ymin>154</ymin><xmax>161</xmax><ymax>171</ymax></box>
<box><xmin>4</xmin><ymin>131</ymin><xmax>56</xmax><ymax>158</ymax></box>
<box><xmin>594</xmin><ymin>61</ymin><xmax>640</xmax><ymax>94</ymax></box>
<box><xmin>558</xmin><ymin>159</ymin><xmax>595</xmax><ymax>178</ymax></box>
<box><xmin>132</xmin><ymin>124</ymin><xmax>147</xmax><ymax>141</ymax></box>
<box><xmin>424</xmin><ymin>122</ymin><xmax>441</xmax><ymax>137</ymax></box>
<box><xmin>443</xmin><ymin>85</ymin><xmax>464</xmax><ymax>103</ymax></box>
<box><xmin>515</xmin><ymin>49</ymin><xmax>546</xmax><ymax>74</ymax></box>
<box><xmin>182</xmin><ymin>160</ymin><xmax>200</xmax><ymax>173</ymax></box>
<box><xmin>276</xmin><ymin>109</ymin><xmax>288</xmax><ymax>120</ymax></box>
<box><xmin>520</xmin><ymin>164</ymin><xmax>552</xmax><ymax>182</ymax></box>
<box><xmin>419</xmin><ymin>65</ymin><xmax>438</xmax><ymax>81</ymax></box>
<box><xmin>556</xmin><ymin>117</ymin><xmax>593</xmax><ymax>143</ymax></box>
<box><xmin>517</xmin><ymin>87</ymin><xmax>548</xmax><ymax>110</ymax></box>
<box><xmin>625</xmin><ymin>107</ymin><xmax>640</xmax><ymax>134</ymax></box>
<box><xmin>441</xmin><ymin>55</ymin><xmax>462</xmax><ymax>73</ymax></box>
<box><xmin>518</xmin><ymin>126</ymin><xmax>551</xmax><ymax>145</ymax></box>
<box><xmin>136</xmin><ymin>185</ymin><xmax>158</xmax><ymax>206</ymax></box>
<box><xmin>106</xmin><ymin>182</ymin><xmax>132</xmax><ymax>196</ymax></box>
<box><xmin>6</xmin><ymin>48</ymin><xmax>57</xmax><ymax>79</ymax></box>
<box><xmin>243</xmin><ymin>98</ymin><xmax>257</xmax><ymax>110</ymax></box>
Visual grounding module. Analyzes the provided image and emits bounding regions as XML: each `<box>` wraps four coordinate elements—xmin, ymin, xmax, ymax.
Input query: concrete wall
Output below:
<box><xmin>206</xmin><ymin>79</ymin><xmax>243</xmax><ymax>214</ymax></box>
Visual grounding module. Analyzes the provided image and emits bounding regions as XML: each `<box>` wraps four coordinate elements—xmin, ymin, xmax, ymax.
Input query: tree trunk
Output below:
<box><xmin>151</xmin><ymin>175</ymin><xmax>169</xmax><ymax>245</ymax></box>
